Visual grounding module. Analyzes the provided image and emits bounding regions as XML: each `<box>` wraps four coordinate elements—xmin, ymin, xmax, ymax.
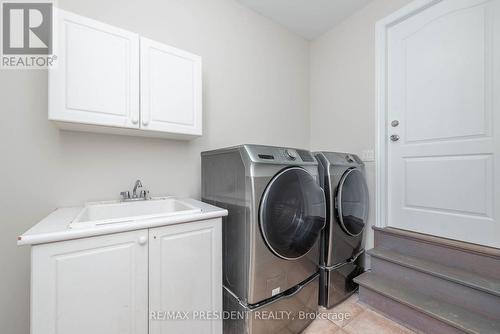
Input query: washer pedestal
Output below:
<box><xmin>319</xmin><ymin>256</ymin><xmax>364</xmax><ymax>309</ymax></box>
<box><xmin>223</xmin><ymin>274</ymin><xmax>319</xmax><ymax>334</ymax></box>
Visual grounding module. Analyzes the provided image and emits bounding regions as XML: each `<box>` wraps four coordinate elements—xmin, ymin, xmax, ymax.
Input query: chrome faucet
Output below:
<box><xmin>120</xmin><ymin>179</ymin><xmax>151</xmax><ymax>201</ymax></box>
<box><xmin>133</xmin><ymin>180</ymin><xmax>143</xmax><ymax>198</ymax></box>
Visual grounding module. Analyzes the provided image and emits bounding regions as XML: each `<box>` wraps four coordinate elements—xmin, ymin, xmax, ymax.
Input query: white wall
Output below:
<box><xmin>2</xmin><ymin>0</ymin><xmax>432</xmax><ymax>331</ymax></box>
<box><xmin>309</xmin><ymin>0</ymin><xmax>414</xmax><ymax>255</ymax></box>
<box><xmin>0</xmin><ymin>0</ymin><xmax>310</xmax><ymax>332</ymax></box>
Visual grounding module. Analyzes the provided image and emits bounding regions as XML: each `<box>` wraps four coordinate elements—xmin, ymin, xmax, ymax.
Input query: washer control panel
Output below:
<box><xmin>284</xmin><ymin>149</ymin><xmax>298</xmax><ymax>161</ymax></box>
<box><xmin>245</xmin><ymin>145</ymin><xmax>317</xmax><ymax>165</ymax></box>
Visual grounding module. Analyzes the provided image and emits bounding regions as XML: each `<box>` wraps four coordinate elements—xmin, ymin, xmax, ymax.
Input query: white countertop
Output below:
<box><xmin>18</xmin><ymin>198</ymin><xmax>228</xmax><ymax>246</ymax></box>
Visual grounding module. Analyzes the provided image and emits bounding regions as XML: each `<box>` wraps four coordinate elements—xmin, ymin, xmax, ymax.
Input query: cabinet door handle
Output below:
<box><xmin>138</xmin><ymin>236</ymin><xmax>148</xmax><ymax>246</ymax></box>
<box><xmin>131</xmin><ymin>114</ymin><xmax>139</xmax><ymax>124</ymax></box>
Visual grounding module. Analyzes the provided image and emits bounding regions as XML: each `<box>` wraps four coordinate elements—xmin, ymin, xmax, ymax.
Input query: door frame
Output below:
<box><xmin>374</xmin><ymin>0</ymin><xmax>444</xmax><ymax>228</ymax></box>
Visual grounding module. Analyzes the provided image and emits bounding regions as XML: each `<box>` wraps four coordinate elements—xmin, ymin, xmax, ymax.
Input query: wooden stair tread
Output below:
<box><xmin>368</xmin><ymin>248</ymin><xmax>500</xmax><ymax>297</ymax></box>
<box><xmin>355</xmin><ymin>272</ymin><xmax>500</xmax><ymax>334</ymax></box>
<box><xmin>374</xmin><ymin>227</ymin><xmax>500</xmax><ymax>259</ymax></box>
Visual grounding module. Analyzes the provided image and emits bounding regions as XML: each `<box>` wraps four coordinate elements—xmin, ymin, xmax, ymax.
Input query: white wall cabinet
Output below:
<box><xmin>31</xmin><ymin>219</ymin><xmax>222</xmax><ymax>334</ymax></box>
<box><xmin>140</xmin><ymin>38</ymin><xmax>202</xmax><ymax>136</ymax></box>
<box><xmin>49</xmin><ymin>10</ymin><xmax>140</xmax><ymax>129</ymax></box>
<box><xmin>49</xmin><ymin>9</ymin><xmax>202</xmax><ymax>139</ymax></box>
<box><xmin>149</xmin><ymin>219</ymin><xmax>222</xmax><ymax>334</ymax></box>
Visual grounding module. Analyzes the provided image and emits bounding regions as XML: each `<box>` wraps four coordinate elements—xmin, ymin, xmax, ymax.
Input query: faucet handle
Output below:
<box><xmin>140</xmin><ymin>190</ymin><xmax>150</xmax><ymax>200</ymax></box>
<box><xmin>120</xmin><ymin>191</ymin><xmax>130</xmax><ymax>200</ymax></box>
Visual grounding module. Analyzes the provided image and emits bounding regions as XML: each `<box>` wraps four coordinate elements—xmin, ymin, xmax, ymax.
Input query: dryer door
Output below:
<box><xmin>260</xmin><ymin>167</ymin><xmax>326</xmax><ymax>260</ymax></box>
<box><xmin>336</xmin><ymin>168</ymin><xmax>369</xmax><ymax>236</ymax></box>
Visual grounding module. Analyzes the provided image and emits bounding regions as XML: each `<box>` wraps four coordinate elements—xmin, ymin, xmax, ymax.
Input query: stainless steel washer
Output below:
<box><xmin>314</xmin><ymin>152</ymin><xmax>369</xmax><ymax>308</ymax></box>
<box><xmin>202</xmin><ymin>145</ymin><xmax>326</xmax><ymax>334</ymax></box>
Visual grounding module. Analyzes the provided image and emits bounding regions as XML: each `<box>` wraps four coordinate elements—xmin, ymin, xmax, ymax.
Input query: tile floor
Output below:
<box><xmin>303</xmin><ymin>294</ymin><xmax>416</xmax><ymax>334</ymax></box>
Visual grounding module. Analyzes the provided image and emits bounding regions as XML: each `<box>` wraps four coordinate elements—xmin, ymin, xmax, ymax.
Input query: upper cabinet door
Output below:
<box><xmin>140</xmin><ymin>37</ymin><xmax>202</xmax><ymax>137</ymax></box>
<box><xmin>49</xmin><ymin>9</ymin><xmax>140</xmax><ymax>128</ymax></box>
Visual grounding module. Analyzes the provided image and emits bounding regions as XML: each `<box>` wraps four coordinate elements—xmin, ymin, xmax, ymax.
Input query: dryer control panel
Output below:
<box><xmin>317</xmin><ymin>152</ymin><xmax>363</xmax><ymax>167</ymax></box>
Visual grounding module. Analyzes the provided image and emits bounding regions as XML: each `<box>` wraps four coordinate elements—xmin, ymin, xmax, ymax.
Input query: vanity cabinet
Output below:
<box><xmin>149</xmin><ymin>219</ymin><xmax>222</xmax><ymax>334</ymax></box>
<box><xmin>31</xmin><ymin>229</ymin><xmax>149</xmax><ymax>334</ymax></box>
<box><xmin>49</xmin><ymin>9</ymin><xmax>202</xmax><ymax>139</ymax></box>
<box><xmin>30</xmin><ymin>219</ymin><xmax>222</xmax><ymax>334</ymax></box>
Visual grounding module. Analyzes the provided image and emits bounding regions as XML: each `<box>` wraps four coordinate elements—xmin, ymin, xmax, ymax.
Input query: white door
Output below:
<box><xmin>31</xmin><ymin>230</ymin><xmax>148</xmax><ymax>334</ymax></box>
<box><xmin>140</xmin><ymin>37</ymin><xmax>202</xmax><ymax>136</ymax></box>
<box><xmin>149</xmin><ymin>219</ymin><xmax>222</xmax><ymax>334</ymax></box>
<box><xmin>49</xmin><ymin>9</ymin><xmax>140</xmax><ymax>128</ymax></box>
<box><xmin>387</xmin><ymin>0</ymin><xmax>500</xmax><ymax>247</ymax></box>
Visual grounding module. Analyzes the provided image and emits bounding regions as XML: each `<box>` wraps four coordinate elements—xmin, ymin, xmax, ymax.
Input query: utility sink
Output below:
<box><xmin>70</xmin><ymin>197</ymin><xmax>201</xmax><ymax>228</ymax></box>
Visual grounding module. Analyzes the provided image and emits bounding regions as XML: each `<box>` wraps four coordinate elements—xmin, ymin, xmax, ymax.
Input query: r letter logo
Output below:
<box><xmin>3</xmin><ymin>2</ymin><xmax>52</xmax><ymax>54</ymax></box>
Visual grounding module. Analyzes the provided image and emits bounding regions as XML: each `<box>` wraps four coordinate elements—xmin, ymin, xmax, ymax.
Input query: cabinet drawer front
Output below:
<box><xmin>31</xmin><ymin>230</ymin><xmax>148</xmax><ymax>334</ymax></box>
<box><xmin>149</xmin><ymin>219</ymin><xmax>222</xmax><ymax>334</ymax></box>
<box><xmin>49</xmin><ymin>9</ymin><xmax>140</xmax><ymax>128</ymax></box>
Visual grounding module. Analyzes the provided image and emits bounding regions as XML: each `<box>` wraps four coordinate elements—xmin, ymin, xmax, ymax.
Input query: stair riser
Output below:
<box><xmin>359</xmin><ymin>286</ymin><xmax>464</xmax><ymax>334</ymax></box>
<box><xmin>371</xmin><ymin>257</ymin><xmax>500</xmax><ymax>321</ymax></box>
<box><xmin>375</xmin><ymin>230</ymin><xmax>500</xmax><ymax>279</ymax></box>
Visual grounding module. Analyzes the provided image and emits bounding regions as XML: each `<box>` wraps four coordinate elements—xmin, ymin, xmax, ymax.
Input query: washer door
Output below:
<box><xmin>336</xmin><ymin>168</ymin><xmax>369</xmax><ymax>236</ymax></box>
<box><xmin>259</xmin><ymin>167</ymin><xmax>326</xmax><ymax>260</ymax></box>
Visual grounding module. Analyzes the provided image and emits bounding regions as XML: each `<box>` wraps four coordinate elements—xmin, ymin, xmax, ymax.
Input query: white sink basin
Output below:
<box><xmin>70</xmin><ymin>197</ymin><xmax>201</xmax><ymax>228</ymax></box>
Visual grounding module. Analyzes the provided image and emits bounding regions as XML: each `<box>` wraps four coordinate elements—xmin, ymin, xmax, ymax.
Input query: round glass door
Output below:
<box><xmin>336</xmin><ymin>168</ymin><xmax>369</xmax><ymax>236</ymax></box>
<box><xmin>259</xmin><ymin>167</ymin><xmax>326</xmax><ymax>260</ymax></box>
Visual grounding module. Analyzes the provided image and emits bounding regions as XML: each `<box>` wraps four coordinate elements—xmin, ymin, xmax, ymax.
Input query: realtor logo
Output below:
<box><xmin>3</xmin><ymin>2</ymin><xmax>52</xmax><ymax>54</ymax></box>
<box><xmin>1</xmin><ymin>1</ymin><xmax>56</xmax><ymax>68</ymax></box>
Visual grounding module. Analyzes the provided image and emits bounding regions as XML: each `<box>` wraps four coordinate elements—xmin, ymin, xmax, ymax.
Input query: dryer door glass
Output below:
<box><xmin>260</xmin><ymin>167</ymin><xmax>326</xmax><ymax>260</ymax></box>
<box><xmin>337</xmin><ymin>168</ymin><xmax>369</xmax><ymax>236</ymax></box>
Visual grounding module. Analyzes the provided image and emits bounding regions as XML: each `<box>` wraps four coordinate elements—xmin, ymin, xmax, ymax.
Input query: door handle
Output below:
<box><xmin>390</xmin><ymin>134</ymin><xmax>400</xmax><ymax>142</ymax></box>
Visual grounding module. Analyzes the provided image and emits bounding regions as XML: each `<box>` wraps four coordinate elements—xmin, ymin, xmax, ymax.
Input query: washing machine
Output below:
<box><xmin>202</xmin><ymin>145</ymin><xmax>326</xmax><ymax>334</ymax></box>
<box><xmin>314</xmin><ymin>152</ymin><xmax>369</xmax><ymax>309</ymax></box>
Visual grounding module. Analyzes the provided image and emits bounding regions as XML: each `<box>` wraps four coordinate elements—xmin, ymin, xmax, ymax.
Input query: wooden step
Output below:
<box><xmin>368</xmin><ymin>248</ymin><xmax>500</xmax><ymax>320</ymax></box>
<box><xmin>369</xmin><ymin>248</ymin><xmax>500</xmax><ymax>296</ymax></box>
<box><xmin>355</xmin><ymin>272</ymin><xmax>500</xmax><ymax>334</ymax></box>
<box><xmin>374</xmin><ymin>227</ymin><xmax>500</xmax><ymax>279</ymax></box>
